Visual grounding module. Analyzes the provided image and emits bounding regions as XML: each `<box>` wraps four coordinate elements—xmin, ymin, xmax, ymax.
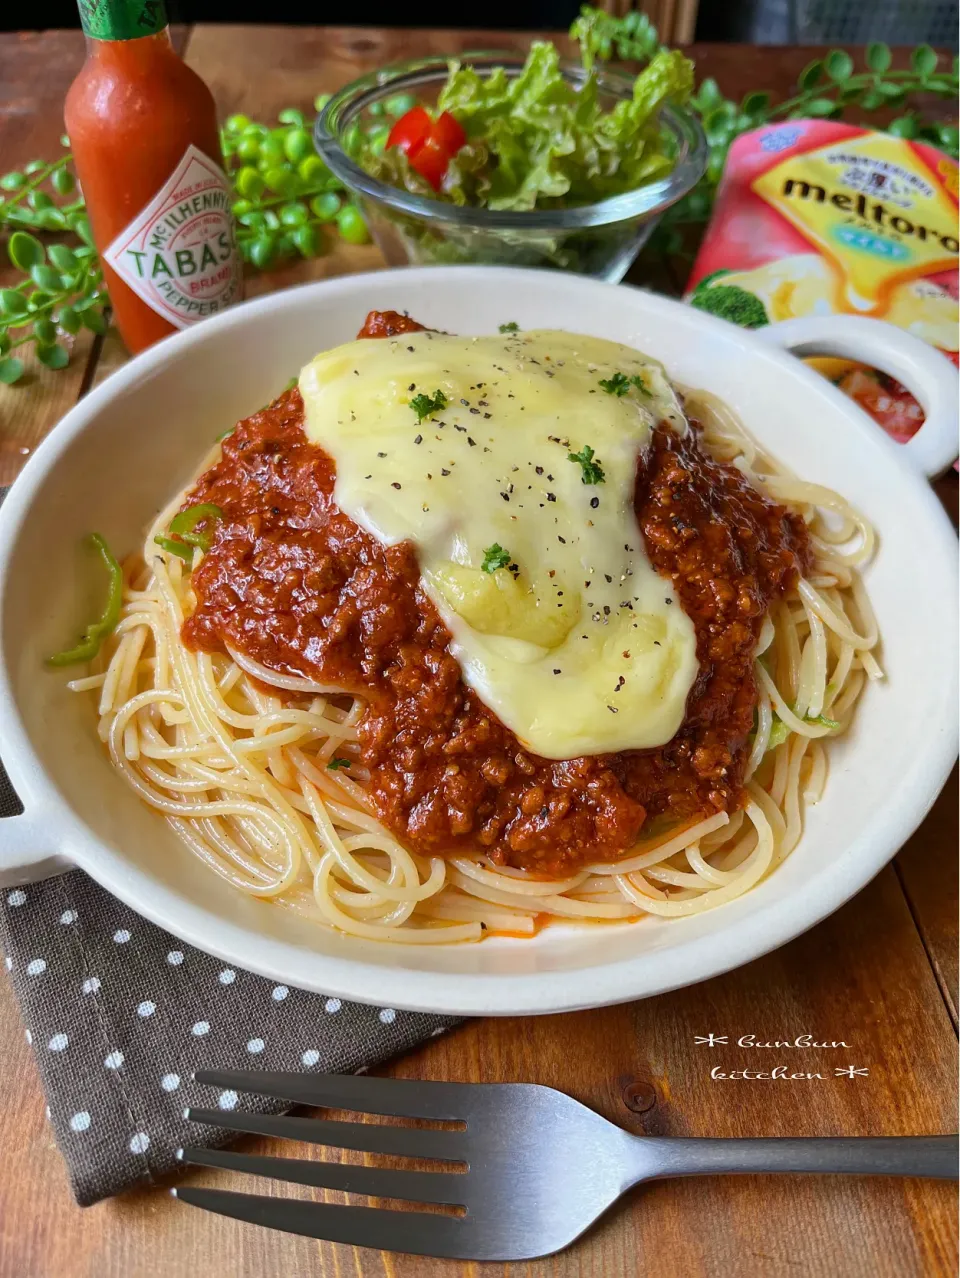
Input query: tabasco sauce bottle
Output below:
<box><xmin>65</xmin><ymin>0</ymin><xmax>241</xmax><ymax>353</ymax></box>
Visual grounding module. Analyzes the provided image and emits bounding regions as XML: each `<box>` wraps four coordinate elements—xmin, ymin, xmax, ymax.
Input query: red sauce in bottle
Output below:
<box><xmin>65</xmin><ymin>1</ymin><xmax>241</xmax><ymax>353</ymax></box>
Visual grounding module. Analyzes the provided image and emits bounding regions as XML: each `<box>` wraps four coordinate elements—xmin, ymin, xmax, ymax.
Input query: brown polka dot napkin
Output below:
<box><xmin>0</xmin><ymin>765</ymin><xmax>460</xmax><ymax>1206</ymax></box>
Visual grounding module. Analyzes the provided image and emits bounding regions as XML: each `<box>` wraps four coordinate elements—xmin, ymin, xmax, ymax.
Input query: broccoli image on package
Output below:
<box><xmin>689</xmin><ymin>270</ymin><xmax>769</xmax><ymax>328</ymax></box>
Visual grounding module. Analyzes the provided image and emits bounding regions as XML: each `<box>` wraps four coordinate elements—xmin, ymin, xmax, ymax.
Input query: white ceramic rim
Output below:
<box><xmin>0</xmin><ymin>266</ymin><xmax>956</xmax><ymax>1016</ymax></box>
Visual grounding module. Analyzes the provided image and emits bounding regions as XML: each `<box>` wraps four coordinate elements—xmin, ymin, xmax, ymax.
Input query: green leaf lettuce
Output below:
<box><xmin>359</xmin><ymin>43</ymin><xmax>693</xmax><ymax>213</ymax></box>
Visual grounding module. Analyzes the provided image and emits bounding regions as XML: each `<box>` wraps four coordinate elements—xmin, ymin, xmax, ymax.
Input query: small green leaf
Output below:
<box><xmin>51</xmin><ymin>166</ymin><xmax>75</xmax><ymax>195</ymax></box>
<box><xmin>835</xmin><ymin>84</ymin><xmax>865</xmax><ymax>106</ymax></box>
<box><xmin>923</xmin><ymin>74</ymin><xmax>959</xmax><ymax>94</ymax></box>
<box><xmin>263</xmin><ymin>167</ymin><xmax>298</xmax><ymax>196</ymax></box>
<box><xmin>888</xmin><ymin>115</ymin><xmax>919</xmax><ymax>139</ymax></box>
<box><xmin>865</xmin><ymin>42</ymin><xmax>892</xmax><ymax>73</ymax></box>
<box><xmin>693</xmin><ymin>77</ymin><xmax>723</xmax><ymax>111</ymax></box>
<box><xmin>911</xmin><ymin>44</ymin><xmax>938</xmax><ymax>76</ymax></box>
<box><xmin>30</xmin><ymin>264</ymin><xmax>63</xmax><ymax>293</ymax></box>
<box><xmin>309</xmin><ymin>192</ymin><xmax>340</xmax><ymax>221</ymax></box>
<box><xmin>72</xmin><ymin>215</ymin><xmax>95</xmax><ymax>247</ymax></box>
<box><xmin>797</xmin><ymin>60</ymin><xmax>824</xmax><ymax>91</ymax></box>
<box><xmin>704</xmin><ymin>100</ymin><xmax>737</xmax><ymax>130</ymax></box>
<box><xmin>236</xmin><ymin>166</ymin><xmax>266</xmax><ymax>200</ymax></box>
<box><xmin>297</xmin><ymin>155</ymin><xmax>328</xmax><ymax>184</ymax></box>
<box><xmin>860</xmin><ymin>88</ymin><xmax>887</xmax><ymax>110</ymax></box>
<box><xmin>249</xmin><ymin>236</ymin><xmax>275</xmax><ymax>270</ymax></box>
<box><xmin>824</xmin><ymin>50</ymin><xmax>854</xmax><ymax>82</ymax></box>
<box><xmin>7</xmin><ymin>231</ymin><xmax>44</xmax><ymax>270</ymax></box>
<box><xmin>5</xmin><ymin>207</ymin><xmax>36</xmax><ymax>226</ymax></box>
<box><xmin>46</xmin><ymin>243</ymin><xmax>78</xmax><ymax>273</ymax></box>
<box><xmin>32</xmin><ymin>317</ymin><xmax>57</xmax><ymax>346</ymax></box>
<box><xmin>0</xmin><ymin>171</ymin><xmax>25</xmax><ymax>191</ymax></box>
<box><xmin>0</xmin><ymin>333</ymin><xmax>8</xmax><ymax>355</ymax></box>
<box><xmin>56</xmin><ymin>306</ymin><xmax>81</xmax><ymax>335</ymax></box>
<box><xmin>292</xmin><ymin>223</ymin><xmax>318</xmax><ymax>256</ymax></box>
<box><xmin>279</xmin><ymin>201</ymin><xmax>309</xmax><ymax>227</ymax></box>
<box><xmin>81</xmin><ymin>308</ymin><xmax>107</xmax><ymax>335</ymax></box>
<box><xmin>804</xmin><ymin>97</ymin><xmax>840</xmax><ymax>118</ymax></box>
<box><xmin>23</xmin><ymin>159</ymin><xmax>47</xmax><ymax>175</ymax></box>
<box><xmin>37</xmin><ymin>343</ymin><xmax>69</xmax><ymax>370</ymax></box>
<box><xmin>876</xmin><ymin>80</ymin><xmax>907</xmax><ymax>100</ymax></box>
<box><xmin>0</xmin><ymin>356</ymin><xmax>24</xmax><ymax>384</ymax></box>
<box><xmin>28</xmin><ymin>190</ymin><xmax>53</xmax><ymax>211</ymax></box>
<box><xmin>0</xmin><ymin>289</ymin><xmax>29</xmax><ymax>317</ymax></box>
<box><xmin>36</xmin><ymin>208</ymin><xmax>67</xmax><ymax>232</ymax></box>
<box><xmin>740</xmin><ymin>90</ymin><xmax>771</xmax><ymax>116</ymax></box>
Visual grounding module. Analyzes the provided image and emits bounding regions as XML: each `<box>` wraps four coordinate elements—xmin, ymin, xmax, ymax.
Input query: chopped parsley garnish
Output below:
<box><xmin>327</xmin><ymin>757</ymin><xmax>352</xmax><ymax>771</ymax></box>
<box><xmin>498</xmin><ymin>321</ymin><xmax>520</xmax><ymax>333</ymax></box>
<box><xmin>598</xmin><ymin>371</ymin><xmax>649</xmax><ymax>397</ymax></box>
<box><xmin>598</xmin><ymin>371</ymin><xmax>630</xmax><ymax>396</ymax></box>
<box><xmin>410</xmin><ymin>388</ymin><xmax>448</xmax><ymax>422</ymax></box>
<box><xmin>481</xmin><ymin>543</ymin><xmax>512</xmax><ymax>574</ymax></box>
<box><xmin>567</xmin><ymin>444</ymin><xmax>605</xmax><ymax>485</ymax></box>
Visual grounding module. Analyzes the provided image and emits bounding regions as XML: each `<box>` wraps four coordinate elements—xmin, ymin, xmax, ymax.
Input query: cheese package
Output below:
<box><xmin>685</xmin><ymin>120</ymin><xmax>958</xmax><ymax>446</ymax></box>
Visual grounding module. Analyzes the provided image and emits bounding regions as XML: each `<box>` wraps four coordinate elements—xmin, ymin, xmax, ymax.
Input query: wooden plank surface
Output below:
<box><xmin>0</xmin><ymin>26</ymin><xmax>957</xmax><ymax>1278</ymax></box>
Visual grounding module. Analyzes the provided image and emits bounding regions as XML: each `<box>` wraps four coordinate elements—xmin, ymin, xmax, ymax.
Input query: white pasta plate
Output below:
<box><xmin>0</xmin><ymin>266</ymin><xmax>956</xmax><ymax>1015</ymax></box>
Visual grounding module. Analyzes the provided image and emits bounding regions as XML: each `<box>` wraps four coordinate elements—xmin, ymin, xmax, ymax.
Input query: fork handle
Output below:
<box><xmin>634</xmin><ymin>1136</ymin><xmax>958</xmax><ymax>1182</ymax></box>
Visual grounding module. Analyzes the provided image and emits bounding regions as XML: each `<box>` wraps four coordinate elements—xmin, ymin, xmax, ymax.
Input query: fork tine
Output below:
<box><xmin>193</xmin><ymin>1069</ymin><xmax>467</xmax><ymax>1120</ymax></box>
<box><xmin>180</xmin><ymin>1146</ymin><xmax>467</xmax><ymax>1205</ymax></box>
<box><xmin>186</xmin><ymin>1108</ymin><xmax>468</xmax><ymax>1161</ymax></box>
<box><xmin>173</xmin><ymin>1189</ymin><xmax>476</xmax><ymax>1259</ymax></box>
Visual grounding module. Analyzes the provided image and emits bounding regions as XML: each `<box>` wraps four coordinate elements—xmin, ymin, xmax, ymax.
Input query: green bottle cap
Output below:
<box><xmin>78</xmin><ymin>0</ymin><xmax>169</xmax><ymax>41</ymax></box>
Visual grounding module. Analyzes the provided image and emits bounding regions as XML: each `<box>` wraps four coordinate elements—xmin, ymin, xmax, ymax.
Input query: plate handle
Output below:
<box><xmin>0</xmin><ymin>809</ymin><xmax>71</xmax><ymax>889</ymax></box>
<box><xmin>757</xmin><ymin>315</ymin><xmax>959</xmax><ymax>480</ymax></box>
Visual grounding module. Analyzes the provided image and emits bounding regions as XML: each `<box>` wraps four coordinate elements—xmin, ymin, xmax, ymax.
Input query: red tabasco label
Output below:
<box><xmin>104</xmin><ymin>144</ymin><xmax>241</xmax><ymax>329</ymax></box>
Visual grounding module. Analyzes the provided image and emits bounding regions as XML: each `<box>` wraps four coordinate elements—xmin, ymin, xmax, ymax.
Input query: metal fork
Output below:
<box><xmin>174</xmin><ymin>1069</ymin><xmax>958</xmax><ymax>1262</ymax></box>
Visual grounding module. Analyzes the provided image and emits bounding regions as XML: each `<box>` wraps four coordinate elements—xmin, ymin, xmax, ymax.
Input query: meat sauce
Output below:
<box><xmin>182</xmin><ymin>311</ymin><xmax>810</xmax><ymax>874</ymax></box>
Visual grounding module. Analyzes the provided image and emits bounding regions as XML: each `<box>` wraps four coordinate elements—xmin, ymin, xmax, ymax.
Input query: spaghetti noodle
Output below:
<box><xmin>71</xmin><ymin>375</ymin><xmax>880</xmax><ymax>945</ymax></box>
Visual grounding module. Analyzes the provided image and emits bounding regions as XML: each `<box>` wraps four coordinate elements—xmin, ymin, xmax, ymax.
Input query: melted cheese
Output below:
<box><xmin>299</xmin><ymin>330</ymin><xmax>698</xmax><ymax>759</ymax></box>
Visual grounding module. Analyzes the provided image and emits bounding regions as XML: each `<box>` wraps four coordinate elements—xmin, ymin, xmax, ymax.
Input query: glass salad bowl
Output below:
<box><xmin>315</xmin><ymin>53</ymin><xmax>706</xmax><ymax>282</ymax></box>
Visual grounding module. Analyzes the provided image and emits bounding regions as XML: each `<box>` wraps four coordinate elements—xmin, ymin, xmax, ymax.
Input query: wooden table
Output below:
<box><xmin>0</xmin><ymin>26</ymin><xmax>956</xmax><ymax>1278</ymax></box>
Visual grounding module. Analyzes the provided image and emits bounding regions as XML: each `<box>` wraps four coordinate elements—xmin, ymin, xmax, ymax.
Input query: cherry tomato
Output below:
<box><xmin>407</xmin><ymin>136</ymin><xmax>452</xmax><ymax>190</ymax></box>
<box><xmin>386</xmin><ymin>107</ymin><xmax>467</xmax><ymax>191</ymax></box>
<box><xmin>386</xmin><ymin>106</ymin><xmax>431</xmax><ymax>155</ymax></box>
<box><xmin>429</xmin><ymin>110</ymin><xmax>467</xmax><ymax>155</ymax></box>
